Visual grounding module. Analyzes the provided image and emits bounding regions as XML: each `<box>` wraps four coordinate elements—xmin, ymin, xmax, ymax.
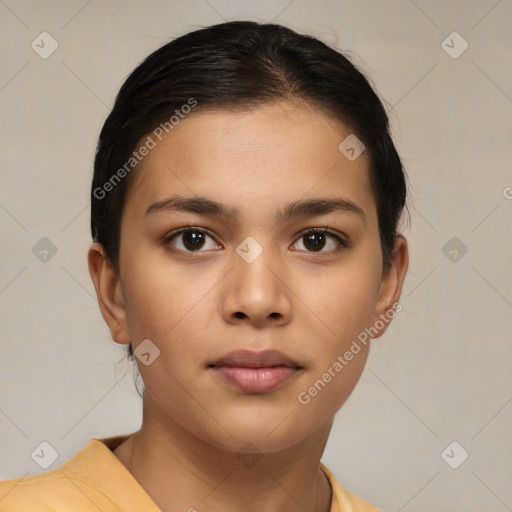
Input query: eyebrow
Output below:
<box><xmin>145</xmin><ymin>195</ymin><xmax>367</xmax><ymax>226</ymax></box>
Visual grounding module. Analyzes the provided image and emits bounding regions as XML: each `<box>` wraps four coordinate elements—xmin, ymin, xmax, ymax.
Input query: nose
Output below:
<box><xmin>222</xmin><ymin>247</ymin><xmax>292</xmax><ymax>328</ymax></box>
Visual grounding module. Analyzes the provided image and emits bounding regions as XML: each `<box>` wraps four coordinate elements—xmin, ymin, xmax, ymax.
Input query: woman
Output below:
<box><xmin>0</xmin><ymin>20</ymin><xmax>409</xmax><ymax>511</ymax></box>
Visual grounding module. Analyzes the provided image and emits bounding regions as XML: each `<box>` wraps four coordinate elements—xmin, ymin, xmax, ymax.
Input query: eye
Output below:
<box><xmin>292</xmin><ymin>228</ymin><xmax>348</xmax><ymax>253</ymax></box>
<box><xmin>163</xmin><ymin>226</ymin><xmax>221</xmax><ymax>252</ymax></box>
<box><xmin>163</xmin><ymin>226</ymin><xmax>348</xmax><ymax>254</ymax></box>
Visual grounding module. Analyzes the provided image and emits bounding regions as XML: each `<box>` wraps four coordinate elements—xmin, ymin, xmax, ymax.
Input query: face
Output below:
<box><xmin>91</xmin><ymin>100</ymin><xmax>407</xmax><ymax>455</ymax></box>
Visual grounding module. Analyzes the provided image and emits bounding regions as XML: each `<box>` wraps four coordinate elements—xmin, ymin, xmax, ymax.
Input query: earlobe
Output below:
<box><xmin>371</xmin><ymin>235</ymin><xmax>409</xmax><ymax>338</ymax></box>
<box><xmin>87</xmin><ymin>242</ymin><xmax>131</xmax><ymax>345</ymax></box>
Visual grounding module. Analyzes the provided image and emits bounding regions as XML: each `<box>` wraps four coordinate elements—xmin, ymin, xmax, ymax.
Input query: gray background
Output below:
<box><xmin>1</xmin><ymin>1</ymin><xmax>511</xmax><ymax>511</ymax></box>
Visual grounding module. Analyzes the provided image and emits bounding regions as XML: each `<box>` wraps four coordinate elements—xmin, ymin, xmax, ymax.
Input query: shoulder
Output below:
<box><xmin>320</xmin><ymin>463</ymin><xmax>383</xmax><ymax>512</ymax></box>
<box><xmin>0</xmin><ymin>436</ymin><xmax>132</xmax><ymax>512</ymax></box>
<box><xmin>0</xmin><ymin>469</ymin><xmax>113</xmax><ymax>511</ymax></box>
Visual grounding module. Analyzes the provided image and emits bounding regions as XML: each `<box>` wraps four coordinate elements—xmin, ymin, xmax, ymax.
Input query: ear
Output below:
<box><xmin>370</xmin><ymin>235</ymin><xmax>409</xmax><ymax>339</ymax></box>
<box><xmin>87</xmin><ymin>242</ymin><xmax>130</xmax><ymax>345</ymax></box>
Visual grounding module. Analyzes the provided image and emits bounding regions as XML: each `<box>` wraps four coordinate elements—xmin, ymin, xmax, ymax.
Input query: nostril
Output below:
<box><xmin>234</xmin><ymin>312</ymin><xmax>246</xmax><ymax>319</ymax></box>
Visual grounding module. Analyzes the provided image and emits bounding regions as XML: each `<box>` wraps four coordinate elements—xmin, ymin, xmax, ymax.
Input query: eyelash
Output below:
<box><xmin>162</xmin><ymin>225</ymin><xmax>349</xmax><ymax>254</ymax></box>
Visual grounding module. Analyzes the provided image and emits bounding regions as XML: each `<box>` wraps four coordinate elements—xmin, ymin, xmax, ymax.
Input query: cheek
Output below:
<box><xmin>295</xmin><ymin>271</ymin><xmax>377</xmax><ymax>417</ymax></box>
<box><xmin>121</xmin><ymin>250</ymin><xmax>195</xmax><ymax>344</ymax></box>
<box><xmin>297</xmin><ymin>253</ymin><xmax>380</xmax><ymax>395</ymax></box>
<box><xmin>303</xmin><ymin>258</ymin><xmax>380</xmax><ymax>340</ymax></box>
<box><xmin>120</xmin><ymin>248</ymin><xmax>224</xmax><ymax>375</ymax></box>
<box><xmin>296</xmin><ymin>346</ymin><xmax>370</xmax><ymax>428</ymax></box>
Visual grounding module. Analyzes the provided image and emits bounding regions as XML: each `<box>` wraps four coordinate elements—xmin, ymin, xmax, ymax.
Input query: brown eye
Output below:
<box><xmin>164</xmin><ymin>227</ymin><xmax>221</xmax><ymax>252</ymax></box>
<box><xmin>292</xmin><ymin>228</ymin><xmax>348</xmax><ymax>253</ymax></box>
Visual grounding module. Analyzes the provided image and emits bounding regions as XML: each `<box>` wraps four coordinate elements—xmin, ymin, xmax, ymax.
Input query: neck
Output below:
<box><xmin>113</xmin><ymin>391</ymin><xmax>334</xmax><ymax>512</ymax></box>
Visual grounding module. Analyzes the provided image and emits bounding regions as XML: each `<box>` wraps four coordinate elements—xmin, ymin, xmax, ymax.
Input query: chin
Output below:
<box><xmin>190</xmin><ymin>408</ymin><xmax>324</xmax><ymax>456</ymax></box>
<box><xmin>205</xmin><ymin>430</ymin><xmax>310</xmax><ymax>456</ymax></box>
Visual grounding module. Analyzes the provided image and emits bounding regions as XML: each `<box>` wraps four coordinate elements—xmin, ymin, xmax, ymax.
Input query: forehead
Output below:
<box><xmin>124</xmin><ymin>101</ymin><xmax>376</xmax><ymax>224</ymax></box>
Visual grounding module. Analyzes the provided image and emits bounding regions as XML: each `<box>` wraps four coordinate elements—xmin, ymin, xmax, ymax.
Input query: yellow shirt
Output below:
<box><xmin>0</xmin><ymin>434</ymin><xmax>382</xmax><ymax>511</ymax></box>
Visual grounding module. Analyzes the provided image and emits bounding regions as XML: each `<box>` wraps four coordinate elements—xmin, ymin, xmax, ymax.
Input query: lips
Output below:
<box><xmin>210</xmin><ymin>349</ymin><xmax>301</xmax><ymax>369</ymax></box>
<box><xmin>209</xmin><ymin>350</ymin><xmax>302</xmax><ymax>393</ymax></box>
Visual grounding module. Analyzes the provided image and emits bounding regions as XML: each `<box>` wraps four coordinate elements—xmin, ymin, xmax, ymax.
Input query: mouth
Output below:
<box><xmin>209</xmin><ymin>349</ymin><xmax>303</xmax><ymax>393</ymax></box>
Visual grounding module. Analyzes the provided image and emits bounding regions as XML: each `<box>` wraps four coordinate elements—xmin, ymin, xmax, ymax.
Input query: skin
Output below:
<box><xmin>88</xmin><ymin>100</ymin><xmax>408</xmax><ymax>512</ymax></box>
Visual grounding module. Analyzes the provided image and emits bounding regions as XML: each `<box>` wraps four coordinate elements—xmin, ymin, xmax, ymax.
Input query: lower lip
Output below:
<box><xmin>212</xmin><ymin>366</ymin><xmax>300</xmax><ymax>393</ymax></box>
